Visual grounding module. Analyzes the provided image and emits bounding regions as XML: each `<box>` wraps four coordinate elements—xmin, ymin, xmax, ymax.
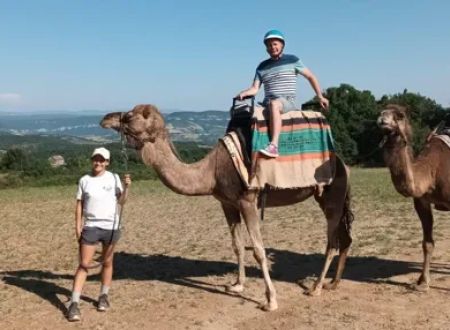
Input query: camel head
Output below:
<box><xmin>100</xmin><ymin>104</ymin><xmax>167</xmax><ymax>149</ymax></box>
<box><xmin>377</xmin><ymin>104</ymin><xmax>412</xmax><ymax>144</ymax></box>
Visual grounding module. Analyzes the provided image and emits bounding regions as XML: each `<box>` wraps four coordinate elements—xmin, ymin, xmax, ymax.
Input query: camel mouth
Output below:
<box><xmin>100</xmin><ymin>112</ymin><xmax>123</xmax><ymax>130</ymax></box>
<box><xmin>377</xmin><ymin>117</ymin><xmax>397</xmax><ymax>134</ymax></box>
<box><xmin>378</xmin><ymin>123</ymin><xmax>394</xmax><ymax>133</ymax></box>
<box><xmin>380</xmin><ymin>126</ymin><xmax>399</xmax><ymax>137</ymax></box>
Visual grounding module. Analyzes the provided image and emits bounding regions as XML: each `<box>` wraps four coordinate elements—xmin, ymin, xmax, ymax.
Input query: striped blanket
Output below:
<box><xmin>249</xmin><ymin>107</ymin><xmax>336</xmax><ymax>189</ymax></box>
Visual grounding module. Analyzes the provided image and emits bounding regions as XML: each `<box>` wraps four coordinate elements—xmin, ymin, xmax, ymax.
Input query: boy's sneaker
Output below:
<box><xmin>67</xmin><ymin>302</ymin><xmax>81</xmax><ymax>322</ymax></box>
<box><xmin>97</xmin><ymin>294</ymin><xmax>110</xmax><ymax>312</ymax></box>
<box><xmin>259</xmin><ymin>143</ymin><xmax>279</xmax><ymax>158</ymax></box>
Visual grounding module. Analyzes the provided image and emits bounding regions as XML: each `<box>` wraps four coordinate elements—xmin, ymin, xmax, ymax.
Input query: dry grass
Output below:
<box><xmin>1</xmin><ymin>168</ymin><xmax>450</xmax><ymax>329</ymax></box>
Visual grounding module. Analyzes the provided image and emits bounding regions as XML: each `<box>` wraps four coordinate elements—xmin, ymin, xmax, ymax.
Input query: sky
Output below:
<box><xmin>1</xmin><ymin>0</ymin><xmax>449</xmax><ymax>112</ymax></box>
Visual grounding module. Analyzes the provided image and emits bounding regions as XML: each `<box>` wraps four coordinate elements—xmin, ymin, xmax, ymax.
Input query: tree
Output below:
<box><xmin>0</xmin><ymin>148</ymin><xmax>28</xmax><ymax>171</ymax></box>
<box><xmin>378</xmin><ymin>91</ymin><xmax>447</xmax><ymax>154</ymax></box>
<box><xmin>321</xmin><ymin>84</ymin><xmax>381</xmax><ymax>165</ymax></box>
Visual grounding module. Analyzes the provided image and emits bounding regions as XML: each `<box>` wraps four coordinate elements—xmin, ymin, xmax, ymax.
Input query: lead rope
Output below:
<box><xmin>84</xmin><ymin>113</ymin><xmax>129</xmax><ymax>269</ymax></box>
<box><xmin>108</xmin><ymin>112</ymin><xmax>129</xmax><ymax>246</ymax></box>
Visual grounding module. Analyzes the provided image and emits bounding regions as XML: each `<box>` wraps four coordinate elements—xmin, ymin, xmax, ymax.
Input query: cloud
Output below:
<box><xmin>0</xmin><ymin>93</ymin><xmax>22</xmax><ymax>105</ymax></box>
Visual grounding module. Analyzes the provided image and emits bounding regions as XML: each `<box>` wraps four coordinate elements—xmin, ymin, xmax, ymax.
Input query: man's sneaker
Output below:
<box><xmin>259</xmin><ymin>143</ymin><xmax>279</xmax><ymax>158</ymax></box>
<box><xmin>97</xmin><ymin>294</ymin><xmax>110</xmax><ymax>312</ymax></box>
<box><xmin>67</xmin><ymin>302</ymin><xmax>81</xmax><ymax>322</ymax></box>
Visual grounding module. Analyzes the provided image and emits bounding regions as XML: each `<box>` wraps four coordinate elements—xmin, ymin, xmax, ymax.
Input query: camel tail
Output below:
<box><xmin>338</xmin><ymin>185</ymin><xmax>354</xmax><ymax>250</ymax></box>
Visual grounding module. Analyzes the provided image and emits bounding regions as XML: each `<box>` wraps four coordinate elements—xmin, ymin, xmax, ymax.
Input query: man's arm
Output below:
<box><xmin>236</xmin><ymin>79</ymin><xmax>261</xmax><ymax>100</ymax></box>
<box><xmin>117</xmin><ymin>174</ymin><xmax>131</xmax><ymax>206</ymax></box>
<box><xmin>299</xmin><ymin>68</ymin><xmax>329</xmax><ymax>110</ymax></box>
<box><xmin>75</xmin><ymin>200</ymin><xmax>83</xmax><ymax>241</ymax></box>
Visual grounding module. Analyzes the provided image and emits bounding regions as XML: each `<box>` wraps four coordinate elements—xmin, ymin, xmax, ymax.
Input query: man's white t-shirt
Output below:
<box><xmin>76</xmin><ymin>171</ymin><xmax>123</xmax><ymax>230</ymax></box>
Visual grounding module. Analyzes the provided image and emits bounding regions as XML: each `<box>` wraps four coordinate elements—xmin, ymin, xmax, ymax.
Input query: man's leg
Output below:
<box><xmin>97</xmin><ymin>240</ymin><xmax>117</xmax><ymax>311</ymax></box>
<box><xmin>72</xmin><ymin>243</ymin><xmax>97</xmax><ymax>296</ymax></box>
<box><xmin>100</xmin><ymin>242</ymin><xmax>116</xmax><ymax>289</ymax></box>
<box><xmin>68</xmin><ymin>243</ymin><xmax>97</xmax><ymax>321</ymax></box>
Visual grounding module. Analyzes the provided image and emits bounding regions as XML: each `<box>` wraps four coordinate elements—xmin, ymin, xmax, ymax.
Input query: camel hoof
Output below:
<box><xmin>411</xmin><ymin>282</ymin><xmax>429</xmax><ymax>292</ymax></box>
<box><xmin>260</xmin><ymin>301</ymin><xmax>278</xmax><ymax>312</ymax></box>
<box><xmin>323</xmin><ymin>280</ymin><xmax>339</xmax><ymax>291</ymax></box>
<box><xmin>226</xmin><ymin>284</ymin><xmax>244</xmax><ymax>293</ymax></box>
<box><xmin>305</xmin><ymin>286</ymin><xmax>322</xmax><ymax>296</ymax></box>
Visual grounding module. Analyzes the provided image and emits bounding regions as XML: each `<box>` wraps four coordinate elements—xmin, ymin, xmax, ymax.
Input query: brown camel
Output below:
<box><xmin>377</xmin><ymin>104</ymin><xmax>450</xmax><ymax>291</ymax></box>
<box><xmin>101</xmin><ymin>104</ymin><xmax>353</xmax><ymax>311</ymax></box>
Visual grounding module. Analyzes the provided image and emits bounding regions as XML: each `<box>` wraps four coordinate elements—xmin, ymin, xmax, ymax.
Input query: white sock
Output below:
<box><xmin>100</xmin><ymin>285</ymin><xmax>110</xmax><ymax>296</ymax></box>
<box><xmin>71</xmin><ymin>291</ymin><xmax>81</xmax><ymax>304</ymax></box>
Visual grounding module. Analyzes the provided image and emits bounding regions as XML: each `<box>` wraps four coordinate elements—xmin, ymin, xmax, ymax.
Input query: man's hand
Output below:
<box><xmin>123</xmin><ymin>174</ymin><xmax>132</xmax><ymax>188</ymax></box>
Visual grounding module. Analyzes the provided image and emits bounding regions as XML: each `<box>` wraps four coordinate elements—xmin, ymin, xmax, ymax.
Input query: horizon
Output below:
<box><xmin>1</xmin><ymin>1</ymin><xmax>450</xmax><ymax>112</ymax></box>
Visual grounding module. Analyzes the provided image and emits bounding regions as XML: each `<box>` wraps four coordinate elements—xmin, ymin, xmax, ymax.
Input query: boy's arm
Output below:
<box><xmin>299</xmin><ymin>68</ymin><xmax>329</xmax><ymax>110</ymax></box>
<box><xmin>236</xmin><ymin>79</ymin><xmax>261</xmax><ymax>100</ymax></box>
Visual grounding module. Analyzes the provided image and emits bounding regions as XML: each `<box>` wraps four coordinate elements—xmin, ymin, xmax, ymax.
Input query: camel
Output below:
<box><xmin>377</xmin><ymin>104</ymin><xmax>450</xmax><ymax>291</ymax></box>
<box><xmin>101</xmin><ymin>104</ymin><xmax>354</xmax><ymax>311</ymax></box>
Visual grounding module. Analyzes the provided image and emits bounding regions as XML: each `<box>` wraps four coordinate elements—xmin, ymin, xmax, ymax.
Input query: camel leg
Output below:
<box><xmin>413</xmin><ymin>198</ymin><xmax>434</xmax><ymax>292</ymax></box>
<box><xmin>239</xmin><ymin>196</ymin><xmax>277</xmax><ymax>311</ymax></box>
<box><xmin>221</xmin><ymin>203</ymin><xmax>246</xmax><ymax>293</ymax></box>
<box><xmin>307</xmin><ymin>200</ymin><xmax>341</xmax><ymax>296</ymax></box>
<box><xmin>322</xmin><ymin>247</ymin><xmax>349</xmax><ymax>290</ymax></box>
<box><xmin>324</xmin><ymin>191</ymin><xmax>353</xmax><ymax>291</ymax></box>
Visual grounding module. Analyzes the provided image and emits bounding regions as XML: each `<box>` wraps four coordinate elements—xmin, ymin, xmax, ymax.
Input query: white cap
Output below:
<box><xmin>91</xmin><ymin>147</ymin><xmax>110</xmax><ymax>160</ymax></box>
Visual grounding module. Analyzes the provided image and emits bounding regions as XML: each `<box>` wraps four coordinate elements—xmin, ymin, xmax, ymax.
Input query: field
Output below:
<box><xmin>1</xmin><ymin>168</ymin><xmax>450</xmax><ymax>329</ymax></box>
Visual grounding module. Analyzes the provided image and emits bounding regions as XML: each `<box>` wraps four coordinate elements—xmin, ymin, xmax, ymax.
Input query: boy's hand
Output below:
<box><xmin>235</xmin><ymin>93</ymin><xmax>244</xmax><ymax>101</ymax></box>
<box><xmin>319</xmin><ymin>96</ymin><xmax>329</xmax><ymax>112</ymax></box>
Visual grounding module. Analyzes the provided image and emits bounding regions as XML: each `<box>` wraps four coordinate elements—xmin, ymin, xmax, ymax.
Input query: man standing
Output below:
<box><xmin>237</xmin><ymin>29</ymin><xmax>329</xmax><ymax>157</ymax></box>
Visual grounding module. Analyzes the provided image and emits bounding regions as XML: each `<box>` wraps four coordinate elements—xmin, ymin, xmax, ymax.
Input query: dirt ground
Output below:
<box><xmin>1</xmin><ymin>168</ymin><xmax>450</xmax><ymax>329</ymax></box>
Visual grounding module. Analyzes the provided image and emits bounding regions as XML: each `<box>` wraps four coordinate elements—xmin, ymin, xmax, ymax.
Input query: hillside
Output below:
<box><xmin>0</xmin><ymin>110</ymin><xmax>230</xmax><ymax>146</ymax></box>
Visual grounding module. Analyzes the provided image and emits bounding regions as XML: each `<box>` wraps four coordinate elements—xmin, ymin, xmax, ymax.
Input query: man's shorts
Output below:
<box><xmin>262</xmin><ymin>96</ymin><xmax>297</xmax><ymax>113</ymax></box>
<box><xmin>80</xmin><ymin>226</ymin><xmax>121</xmax><ymax>245</ymax></box>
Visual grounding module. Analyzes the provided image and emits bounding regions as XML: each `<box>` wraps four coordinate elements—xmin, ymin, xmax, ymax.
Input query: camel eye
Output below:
<box><xmin>396</xmin><ymin>112</ymin><xmax>405</xmax><ymax>120</ymax></box>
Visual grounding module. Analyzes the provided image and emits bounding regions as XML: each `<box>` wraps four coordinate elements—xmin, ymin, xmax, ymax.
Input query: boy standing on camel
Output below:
<box><xmin>236</xmin><ymin>29</ymin><xmax>329</xmax><ymax>157</ymax></box>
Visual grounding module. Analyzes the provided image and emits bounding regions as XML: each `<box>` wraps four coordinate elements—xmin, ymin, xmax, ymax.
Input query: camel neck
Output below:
<box><xmin>383</xmin><ymin>138</ymin><xmax>428</xmax><ymax>197</ymax></box>
<box><xmin>139</xmin><ymin>136</ymin><xmax>216</xmax><ymax>196</ymax></box>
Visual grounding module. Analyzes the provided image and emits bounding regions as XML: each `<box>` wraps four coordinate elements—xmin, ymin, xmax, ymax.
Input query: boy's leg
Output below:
<box><xmin>268</xmin><ymin>99</ymin><xmax>283</xmax><ymax>146</ymax></box>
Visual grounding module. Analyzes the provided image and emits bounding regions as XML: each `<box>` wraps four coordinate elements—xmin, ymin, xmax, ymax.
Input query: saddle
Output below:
<box><xmin>223</xmin><ymin>98</ymin><xmax>336</xmax><ymax>189</ymax></box>
<box><xmin>226</xmin><ymin>101</ymin><xmax>253</xmax><ymax>168</ymax></box>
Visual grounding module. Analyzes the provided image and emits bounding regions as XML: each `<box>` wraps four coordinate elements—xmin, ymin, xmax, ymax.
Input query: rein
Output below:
<box><xmin>81</xmin><ymin>113</ymin><xmax>129</xmax><ymax>269</ymax></box>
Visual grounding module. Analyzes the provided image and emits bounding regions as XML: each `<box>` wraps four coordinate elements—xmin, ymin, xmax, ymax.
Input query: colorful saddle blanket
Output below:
<box><xmin>221</xmin><ymin>108</ymin><xmax>336</xmax><ymax>189</ymax></box>
<box><xmin>250</xmin><ymin>108</ymin><xmax>336</xmax><ymax>188</ymax></box>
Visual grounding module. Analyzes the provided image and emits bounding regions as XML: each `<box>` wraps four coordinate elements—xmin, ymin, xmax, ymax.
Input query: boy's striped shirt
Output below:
<box><xmin>254</xmin><ymin>54</ymin><xmax>306</xmax><ymax>102</ymax></box>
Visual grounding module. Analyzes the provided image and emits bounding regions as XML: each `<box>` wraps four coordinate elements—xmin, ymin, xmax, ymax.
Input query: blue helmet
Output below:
<box><xmin>263</xmin><ymin>29</ymin><xmax>285</xmax><ymax>44</ymax></box>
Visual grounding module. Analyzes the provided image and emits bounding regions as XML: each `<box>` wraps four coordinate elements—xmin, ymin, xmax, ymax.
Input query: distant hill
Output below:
<box><xmin>0</xmin><ymin>110</ymin><xmax>230</xmax><ymax>146</ymax></box>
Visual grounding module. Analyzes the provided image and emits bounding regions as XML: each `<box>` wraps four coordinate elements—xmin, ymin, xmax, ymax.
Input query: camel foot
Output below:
<box><xmin>411</xmin><ymin>275</ymin><xmax>429</xmax><ymax>292</ymax></box>
<box><xmin>226</xmin><ymin>283</ymin><xmax>244</xmax><ymax>293</ymax></box>
<box><xmin>260</xmin><ymin>301</ymin><xmax>278</xmax><ymax>312</ymax></box>
<box><xmin>323</xmin><ymin>280</ymin><xmax>340</xmax><ymax>291</ymax></box>
<box><xmin>305</xmin><ymin>284</ymin><xmax>322</xmax><ymax>296</ymax></box>
<box><xmin>411</xmin><ymin>281</ymin><xmax>429</xmax><ymax>292</ymax></box>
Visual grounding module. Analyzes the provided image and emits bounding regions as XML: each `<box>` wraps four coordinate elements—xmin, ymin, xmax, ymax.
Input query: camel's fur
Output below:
<box><xmin>378</xmin><ymin>104</ymin><xmax>450</xmax><ymax>291</ymax></box>
<box><xmin>101</xmin><ymin>104</ymin><xmax>354</xmax><ymax>310</ymax></box>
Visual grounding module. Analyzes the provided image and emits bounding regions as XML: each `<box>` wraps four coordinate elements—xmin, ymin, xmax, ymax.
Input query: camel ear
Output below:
<box><xmin>142</xmin><ymin>106</ymin><xmax>152</xmax><ymax>119</ymax></box>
